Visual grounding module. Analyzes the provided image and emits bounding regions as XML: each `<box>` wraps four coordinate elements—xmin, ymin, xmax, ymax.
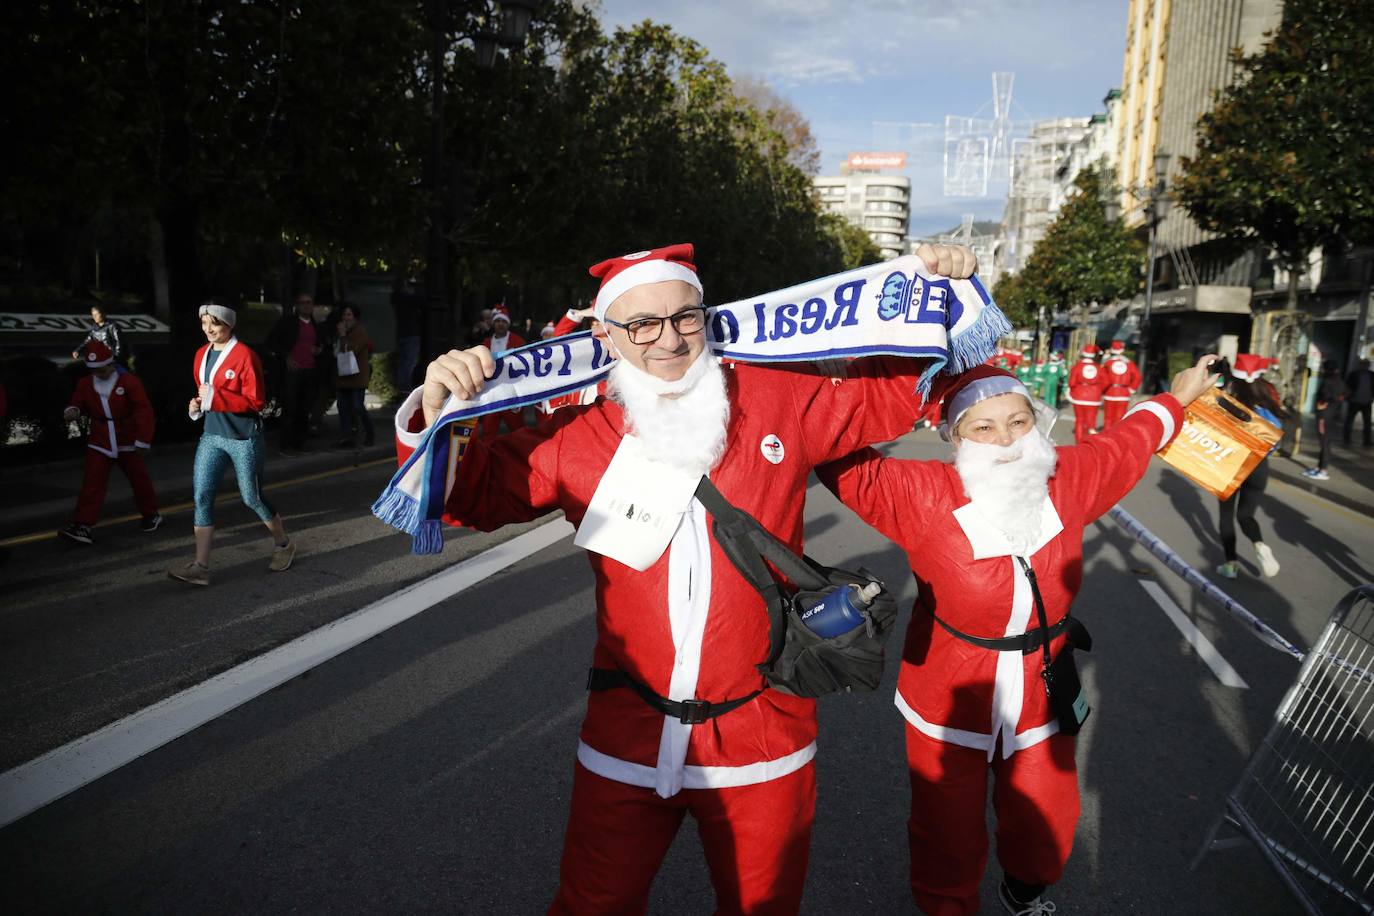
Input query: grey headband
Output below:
<box><xmin>198</xmin><ymin>303</ymin><xmax>237</xmax><ymax>327</ymax></box>
<box><xmin>939</xmin><ymin>375</ymin><xmax>1032</xmax><ymax>441</ymax></box>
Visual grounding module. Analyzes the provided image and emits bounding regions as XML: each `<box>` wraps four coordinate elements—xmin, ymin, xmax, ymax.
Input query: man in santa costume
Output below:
<box><xmin>477</xmin><ymin>307</ymin><xmax>528</xmax><ymax>436</ymax></box>
<box><xmin>817</xmin><ymin>355</ymin><xmax>1218</xmax><ymax>915</ymax></box>
<box><xmin>1101</xmin><ymin>339</ymin><xmax>1142</xmax><ymax>429</ymax></box>
<box><xmin>399</xmin><ymin>241</ymin><xmax>977</xmax><ymax>914</ymax></box>
<box><xmin>1066</xmin><ymin>343</ymin><xmax>1106</xmax><ymax>443</ymax></box>
<box><xmin>58</xmin><ymin>340</ymin><xmax>161</xmax><ymax>544</ymax></box>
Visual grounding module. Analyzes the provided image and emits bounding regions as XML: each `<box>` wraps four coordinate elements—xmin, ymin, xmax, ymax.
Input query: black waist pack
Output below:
<box><xmin>694</xmin><ymin>477</ymin><xmax>899</xmax><ymax>698</ymax></box>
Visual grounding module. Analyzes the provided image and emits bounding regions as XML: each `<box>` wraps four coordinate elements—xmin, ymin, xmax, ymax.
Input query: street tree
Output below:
<box><xmin>1173</xmin><ymin>0</ymin><xmax>1374</xmax><ymax>311</ymax></box>
<box><xmin>999</xmin><ymin>167</ymin><xmax>1144</xmax><ymax>326</ymax></box>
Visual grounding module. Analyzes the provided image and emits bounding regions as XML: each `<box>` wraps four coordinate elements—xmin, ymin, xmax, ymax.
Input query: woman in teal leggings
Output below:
<box><xmin>169</xmin><ymin>303</ymin><xmax>295</xmax><ymax>586</ymax></box>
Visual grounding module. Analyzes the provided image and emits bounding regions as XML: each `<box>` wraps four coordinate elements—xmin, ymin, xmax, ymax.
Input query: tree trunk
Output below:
<box><xmin>148</xmin><ymin>216</ymin><xmax>171</xmax><ymax>321</ymax></box>
<box><xmin>158</xmin><ymin>197</ymin><xmax>204</xmax><ymax>349</ymax></box>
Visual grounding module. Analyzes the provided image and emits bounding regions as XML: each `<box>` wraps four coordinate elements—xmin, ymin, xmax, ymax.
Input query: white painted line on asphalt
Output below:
<box><xmin>0</xmin><ymin>517</ymin><xmax>576</xmax><ymax>829</ymax></box>
<box><xmin>1138</xmin><ymin>579</ymin><xmax>1249</xmax><ymax>689</ymax></box>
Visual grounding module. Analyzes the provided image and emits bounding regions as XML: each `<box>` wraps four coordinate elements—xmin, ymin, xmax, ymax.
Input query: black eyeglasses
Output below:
<box><xmin>603</xmin><ymin>306</ymin><xmax>708</xmax><ymax>345</ymax></box>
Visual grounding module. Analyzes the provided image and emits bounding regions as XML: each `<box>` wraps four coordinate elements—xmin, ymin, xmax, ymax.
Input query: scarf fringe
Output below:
<box><xmin>371</xmin><ymin>487</ymin><xmax>445</xmax><ymax>555</ymax></box>
<box><xmin>949</xmin><ymin>301</ymin><xmax>1013</xmax><ymax>374</ymax></box>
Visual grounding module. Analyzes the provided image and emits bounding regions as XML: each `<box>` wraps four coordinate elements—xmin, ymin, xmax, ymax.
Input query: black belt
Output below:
<box><xmin>587</xmin><ymin>668</ymin><xmax>765</xmax><ymax>725</ymax></box>
<box><xmin>931</xmin><ymin>612</ymin><xmax>1090</xmax><ymax>655</ymax></box>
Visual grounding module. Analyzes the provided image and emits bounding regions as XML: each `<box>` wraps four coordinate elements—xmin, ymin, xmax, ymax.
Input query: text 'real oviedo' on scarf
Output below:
<box><xmin>373</xmin><ymin>254</ymin><xmax>1012</xmax><ymax>553</ymax></box>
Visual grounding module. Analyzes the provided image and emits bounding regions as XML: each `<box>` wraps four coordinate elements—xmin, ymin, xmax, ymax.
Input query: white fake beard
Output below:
<box><xmin>607</xmin><ymin>351</ymin><xmax>730</xmax><ymax>475</ymax></box>
<box><xmin>954</xmin><ymin>429</ymin><xmax>1059</xmax><ymax>554</ymax></box>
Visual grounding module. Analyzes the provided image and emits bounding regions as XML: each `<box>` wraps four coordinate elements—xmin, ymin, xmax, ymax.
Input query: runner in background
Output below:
<box><xmin>1216</xmin><ymin>353</ymin><xmax>1285</xmax><ymax>579</ymax></box>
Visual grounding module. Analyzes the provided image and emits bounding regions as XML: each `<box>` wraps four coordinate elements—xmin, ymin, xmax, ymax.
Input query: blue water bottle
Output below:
<box><xmin>797</xmin><ymin>582</ymin><xmax>882</xmax><ymax>637</ymax></box>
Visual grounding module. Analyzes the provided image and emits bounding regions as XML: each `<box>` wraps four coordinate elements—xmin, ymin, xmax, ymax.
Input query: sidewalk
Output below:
<box><xmin>0</xmin><ymin>397</ymin><xmax>402</xmax><ymax>544</ymax></box>
<box><xmin>1268</xmin><ymin>417</ymin><xmax>1374</xmax><ymax>517</ymax></box>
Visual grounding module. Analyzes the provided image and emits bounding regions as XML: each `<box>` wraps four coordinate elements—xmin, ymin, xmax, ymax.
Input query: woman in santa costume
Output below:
<box><xmin>402</xmin><ymin>241</ymin><xmax>980</xmax><ymax>915</ymax></box>
<box><xmin>168</xmin><ymin>303</ymin><xmax>296</xmax><ymax>586</ymax></box>
<box><xmin>1100</xmin><ymin>339</ymin><xmax>1142</xmax><ymax>429</ymax></box>
<box><xmin>476</xmin><ymin>306</ymin><xmax>528</xmax><ymax>437</ymax></box>
<box><xmin>817</xmin><ymin>356</ymin><xmax>1219</xmax><ymax>916</ymax></box>
<box><xmin>1065</xmin><ymin>343</ymin><xmax>1107</xmax><ymax>442</ymax></box>
<box><xmin>58</xmin><ymin>339</ymin><xmax>161</xmax><ymax>544</ymax></box>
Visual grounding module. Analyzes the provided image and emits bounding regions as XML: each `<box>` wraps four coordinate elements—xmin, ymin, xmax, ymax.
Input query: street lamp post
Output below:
<box><xmin>1104</xmin><ymin>151</ymin><xmax>1170</xmax><ymax>385</ymax></box>
<box><xmin>423</xmin><ymin>1</ymin><xmax>538</xmax><ymax>363</ymax></box>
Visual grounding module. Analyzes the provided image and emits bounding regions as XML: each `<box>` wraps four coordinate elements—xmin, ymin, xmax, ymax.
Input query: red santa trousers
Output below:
<box><xmin>1071</xmin><ymin>404</ymin><xmax>1099</xmax><ymax>443</ymax></box>
<box><xmin>1102</xmin><ymin>399</ymin><xmax>1130</xmax><ymax>429</ymax></box>
<box><xmin>904</xmin><ymin>726</ymin><xmax>1079</xmax><ymax>916</ymax></box>
<box><xmin>548</xmin><ymin>761</ymin><xmax>815</xmax><ymax>916</ymax></box>
<box><xmin>73</xmin><ymin>448</ymin><xmax>159</xmax><ymax>526</ymax></box>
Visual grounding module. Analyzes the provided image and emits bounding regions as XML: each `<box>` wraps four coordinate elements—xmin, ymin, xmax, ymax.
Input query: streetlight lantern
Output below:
<box><xmin>474</xmin><ymin>29</ymin><xmax>501</xmax><ymax>69</ymax></box>
<box><xmin>1104</xmin><ymin>198</ymin><xmax>1121</xmax><ymax>223</ymax></box>
<box><xmin>1153</xmin><ymin>151</ymin><xmax>1171</xmax><ymax>187</ymax></box>
<box><xmin>499</xmin><ymin>0</ymin><xmax>539</xmax><ymax>47</ymax></box>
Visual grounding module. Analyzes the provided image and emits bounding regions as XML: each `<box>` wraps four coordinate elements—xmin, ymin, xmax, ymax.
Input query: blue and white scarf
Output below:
<box><xmin>373</xmin><ymin>255</ymin><xmax>1010</xmax><ymax>553</ymax></box>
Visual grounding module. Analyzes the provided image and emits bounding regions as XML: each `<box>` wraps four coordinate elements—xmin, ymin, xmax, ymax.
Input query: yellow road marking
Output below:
<box><xmin>0</xmin><ymin>457</ymin><xmax>395</xmax><ymax>548</ymax></box>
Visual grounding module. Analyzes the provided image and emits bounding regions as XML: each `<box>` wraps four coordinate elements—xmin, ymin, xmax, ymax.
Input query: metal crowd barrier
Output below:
<box><xmin>1191</xmin><ymin>585</ymin><xmax>1374</xmax><ymax>915</ymax></box>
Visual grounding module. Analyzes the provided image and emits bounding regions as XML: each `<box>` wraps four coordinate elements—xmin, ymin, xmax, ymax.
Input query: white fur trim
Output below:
<box><xmin>576</xmin><ymin>740</ymin><xmax>816</xmax><ymax>792</ymax></box>
<box><xmin>953</xmin><ymin>497</ymin><xmax>1063</xmax><ymax>561</ymax></box>
<box><xmin>1067</xmin><ymin>395</ymin><xmax>1103</xmax><ymax>406</ymax></box>
<box><xmin>894</xmin><ymin>690</ymin><xmax>1058</xmax><ymax>757</ymax></box>
<box><xmin>134</xmin><ymin>440</ymin><xmax>151</xmax><ymax>449</ymax></box>
<box><xmin>1124</xmin><ymin>398</ymin><xmax>1177</xmax><ymax>450</ymax></box>
<box><xmin>394</xmin><ymin>386</ymin><xmax>429</xmax><ymax>450</ymax></box>
<box><xmin>594</xmin><ymin>261</ymin><xmax>703</xmax><ymax>322</ymax></box>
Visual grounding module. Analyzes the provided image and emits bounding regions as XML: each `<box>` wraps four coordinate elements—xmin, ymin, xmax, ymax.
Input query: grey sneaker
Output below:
<box><xmin>167</xmin><ymin>561</ymin><xmax>210</xmax><ymax>586</ymax></box>
<box><xmin>140</xmin><ymin>514</ymin><xmax>163</xmax><ymax>532</ymax></box>
<box><xmin>269</xmin><ymin>540</ymin><xmax>296</xmax><ymax>572</ymax></box>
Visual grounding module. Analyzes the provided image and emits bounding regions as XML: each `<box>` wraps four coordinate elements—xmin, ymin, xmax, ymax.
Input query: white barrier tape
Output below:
<box><xmin>1107</xmin><ymin>505</ymin><xmax>1306</xmax><ymax>661</ymax></box>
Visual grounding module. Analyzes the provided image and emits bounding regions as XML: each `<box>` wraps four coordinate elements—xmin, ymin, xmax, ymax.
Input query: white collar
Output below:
<box><xmin>93</xmin><ymin>373</ymin><xmax>118</xmax><ymax>396</ymax></box>
<box><xmin>953</xmin><ymin>496</ymin><xmax>1064</xmax><ymax>560</ymax></box>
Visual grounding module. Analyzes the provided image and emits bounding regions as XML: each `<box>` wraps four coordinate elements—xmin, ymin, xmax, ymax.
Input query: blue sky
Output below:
<box><xmin>594</xmin><ymin>0</ymin><xmax>1131</xmax><ymax>236</ymax></box>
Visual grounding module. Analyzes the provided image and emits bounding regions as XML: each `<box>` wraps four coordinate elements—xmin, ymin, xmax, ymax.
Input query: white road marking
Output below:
<box><xmin>1138</xmin><ymin>579</ymin><xmax>1249</xmax><ymax>689</ymax></box>
<box><xmin>0</xmin><ymin>518</ymin><xmax>575</xmax><ymax>828</ymax></box>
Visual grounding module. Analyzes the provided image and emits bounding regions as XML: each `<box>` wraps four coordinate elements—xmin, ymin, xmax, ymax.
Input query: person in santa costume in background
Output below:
<box><xmin>58</xmin><ymin>340</ymin><xmax>161</xmax><ymax>545</ymax></box>
<box><xmin>476</xmin><ymin>306</ymin><xmax>528</xmax><ymax>437</ymax></box>
<box><xmin>817</xmin><ymin>355</ymin><xmax>1218</xmax><ymax>916</ymax></box>
<box><xmin>539</xmin><ymin>305</ymin><xmax>605</xmax><ymax>416</ymax></box>
<box><xmin>1100</xmin><ymin>339</ymin><xmax>1142</xmax><ymax>429</ymax></box>
<box><xmin>1214</xmin><ymin>353</ymin><xmax>1284</xmax><ymax>579</ymax></box>
<box><xmin>1041</xmin><ymin>350</ymin><xmax>1067</xmax><ymax>407</ymax></box>
<box><xmin>402</xmin><ymin>241</ymin><xmax>978</xmax><ymax>915</ymax></box>
<box><xmin>168</xmin><ymin>303</ymin><xmax>296</xmax><ymax>586</ymax></box>
<box><xmin>1066</xmin><ymin>343</ymin><xmax>1107</xmax><ymax>442</ymax></box>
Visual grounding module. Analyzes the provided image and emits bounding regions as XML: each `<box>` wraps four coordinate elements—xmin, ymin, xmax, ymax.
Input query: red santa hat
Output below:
<box><xmin>83</xmin><ymin>340</ymin><xmax>114</xmax><ymax>368</ymax></box>
<box><xmin>589</xmin><ymin>243</ymin><xmax>703</xmax><ymax>323</ymax></box>
<box><xmin>1109</xmin><ymin>339</ymin><xmax>1126</xmax><ymax>354</ymax></box>
<box><xmin>932</xmin><ymin>365</ymin><xmax>1032</xmax><ymax>441</ymax></box>
<box><xmin>1231</xmin><ymin>352</ymin><xmax>1276</xmax><ymax>382</ymax></box>
<box><xmin>490</xmin><ymin>307</ymin><xmax>511</xmax><ymax>325</ymax></box>
<box><xmin>1080</xmin><ymin>343</ymin><xmax>1100</xmax><ymax>359</ymax></box>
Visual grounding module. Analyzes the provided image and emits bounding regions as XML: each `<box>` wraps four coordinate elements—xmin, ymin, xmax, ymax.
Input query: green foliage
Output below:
<box><xmin>3</xmin><ymin>2</ymin><xmax>858</xmax><ymax>332</ymax></box>
<box><xmin>1174</xmin><ymin>0</ymin><xmax>1374</xmax><ymax>274</ymax></box>
<box><xmin>1003</xmin><ymin>167</ymin><xmax>1144</xmax><ymax>318</ymax></box>
<box><xmin>990</xmin><ymin>272</ymin><xmax>1034</xmax><ymax>329</ymax></box>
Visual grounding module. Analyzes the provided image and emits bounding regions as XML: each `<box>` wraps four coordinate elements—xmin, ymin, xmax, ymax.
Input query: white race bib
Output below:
<box><xmin>574</xmin><ymin>435</ymin><xmax>700</xmax><ymax>571</ymax></box>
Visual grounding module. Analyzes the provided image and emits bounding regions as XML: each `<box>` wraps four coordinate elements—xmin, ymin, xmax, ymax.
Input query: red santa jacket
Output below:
<box><xmin>193</xmin><ymin>339</ymin><xmax>267</xmax><ymax>415</ymax></box>
<box><xmin>551</xmin><ymin>310</ymin><xmax>584</xmax><ymax>338</ymax></box>
<box><xmin>817</xmin><ymin>395</ymin><xmax>1183</xmax><ymax>758</ymax></box>
<box><xmin>395</xmin><ymin>358</ymin><xmax>930</xmax><ymax>791</ymax></box>
<box><xmin>1067</xmin><ymin>357</ymin><xmax>1107</xmax><ymax>406</ymax></box>
<box><xmin>70</xmin><ymin>372</ymin><xmax>155</xmax><ymax>456</ymax></box>
<box><xmin>1102</xmin><ymin>354</ymin><xmax>1142</xmax><ymax>401</ymax></box>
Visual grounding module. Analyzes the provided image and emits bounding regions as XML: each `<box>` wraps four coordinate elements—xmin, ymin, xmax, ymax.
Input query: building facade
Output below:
<box><xmin>812</xmin><ymin>173</ymin><xmax>911</xmax><ymax>261</ymax></box>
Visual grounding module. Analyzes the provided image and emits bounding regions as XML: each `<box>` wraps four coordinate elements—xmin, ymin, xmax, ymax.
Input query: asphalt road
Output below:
<box><xmin>2</xmin><ymin>419</ymin><xmax>1372</xmax><ymax>914</ymax></box>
